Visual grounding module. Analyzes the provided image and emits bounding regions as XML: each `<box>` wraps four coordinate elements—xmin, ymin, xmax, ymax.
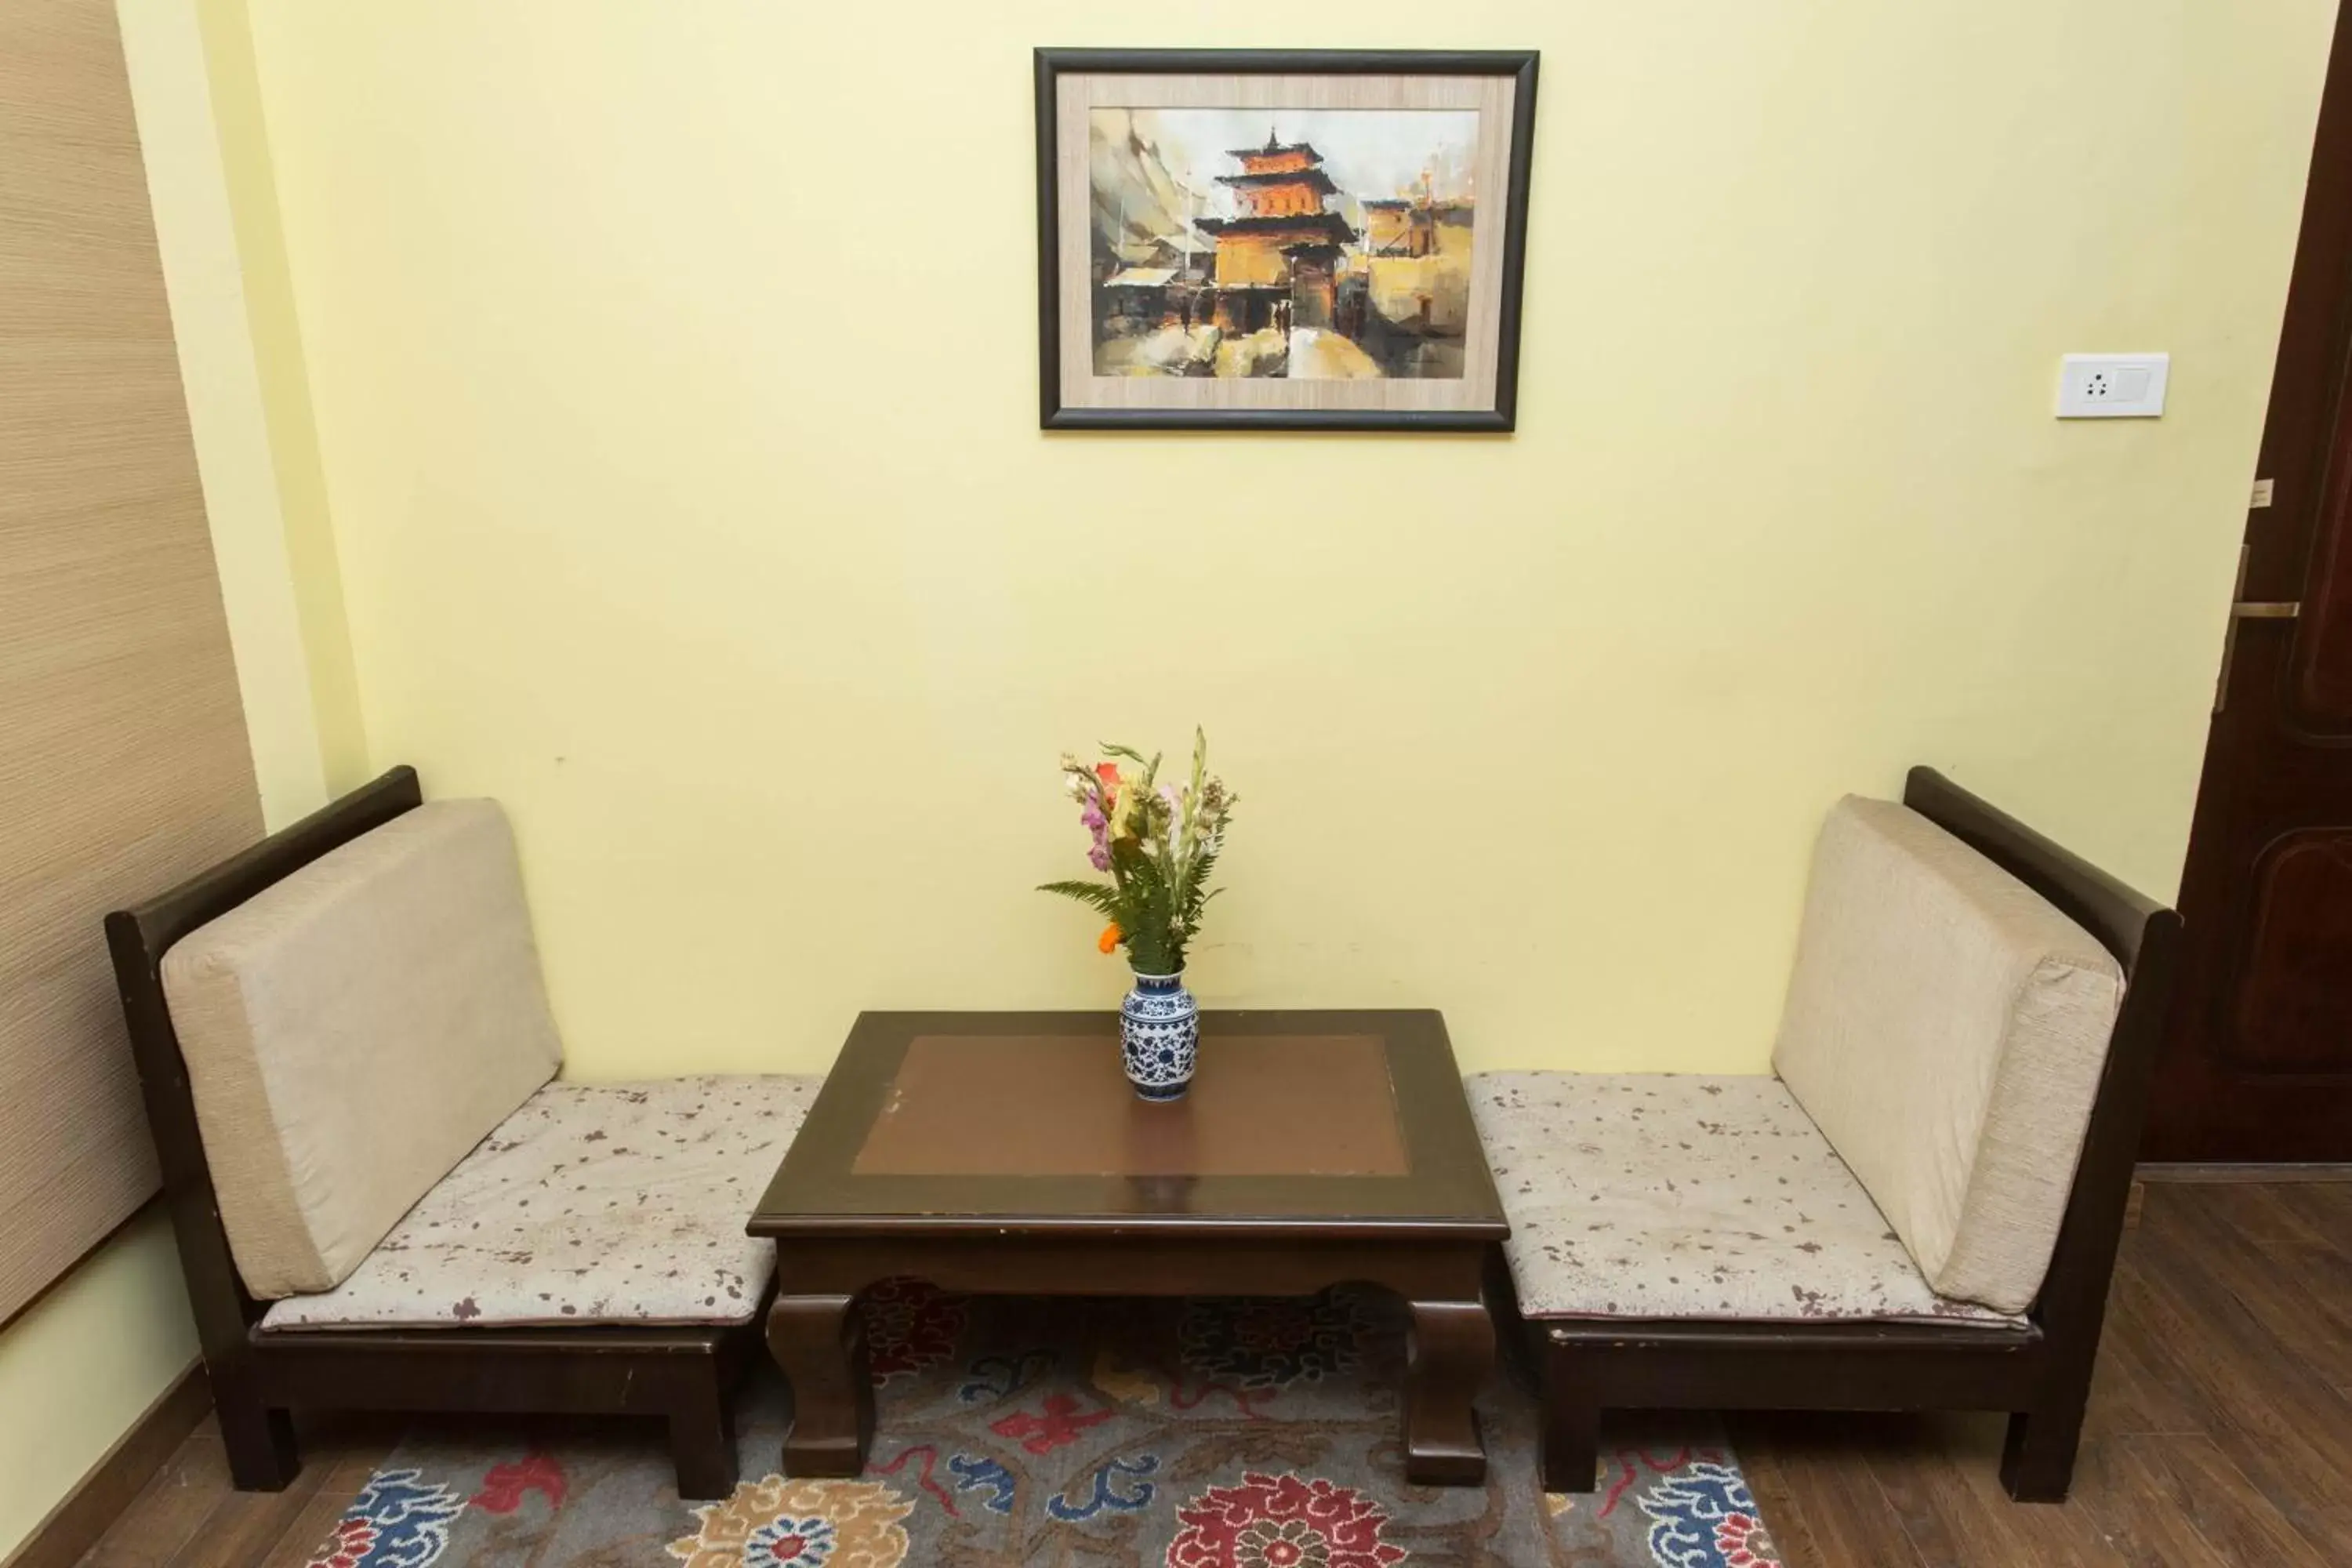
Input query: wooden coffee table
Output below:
<box><xmin>747</xmin><ymin>1008</ymin><xmax>1508</xmax><ymax>1485</ymax></box>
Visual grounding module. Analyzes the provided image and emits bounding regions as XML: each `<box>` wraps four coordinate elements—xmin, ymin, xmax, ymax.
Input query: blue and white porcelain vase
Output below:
<box><xmin>1120</xmin><ymin>971</ymin><xmax>1198</xmax><ymax>1101</ymax></box>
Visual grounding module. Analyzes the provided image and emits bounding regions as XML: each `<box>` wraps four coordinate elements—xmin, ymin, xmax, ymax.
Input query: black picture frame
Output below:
<box><xmin>1035</xmin><ymin>48</ymin><xmax>1540</xmax><ymax>433</ymax></box>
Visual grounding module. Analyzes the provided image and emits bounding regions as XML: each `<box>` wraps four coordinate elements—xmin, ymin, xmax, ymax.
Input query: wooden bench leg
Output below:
<box><xmin>668</xmin><ymin>1374</ymin><xmax>739</xmax><ymax>1501</ymax></box>
<box><xmin>1540</xmin><ymin>1335</ymin><xmax>1600</xmax><ymax>1494</ymax></box>
<box><xmin>2000</xmin><ymin>1399</ymin><xmax>2087</xmax><ymax>1502</ymax></box>
<box><xmin>213</xmin><ymin>1368</ymin><xmax>299</xmax><ymax>1492</ymax></box>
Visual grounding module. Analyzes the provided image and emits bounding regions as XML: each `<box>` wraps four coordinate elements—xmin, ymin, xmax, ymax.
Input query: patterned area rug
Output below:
<box><xmin>301</xmin><ymin>1287</ymin><xmax>1782</xmax><ymax>1567</ymax></box>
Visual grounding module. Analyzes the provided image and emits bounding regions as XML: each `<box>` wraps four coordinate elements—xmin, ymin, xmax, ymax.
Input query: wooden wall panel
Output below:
<box><xmin>0</xmin><ymin>0</ymin><xmax>263</xmax><ymax>1322</ymax></box>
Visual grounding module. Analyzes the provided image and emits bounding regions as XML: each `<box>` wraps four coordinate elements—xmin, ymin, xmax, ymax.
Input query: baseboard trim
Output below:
<box><xmin>1</xmin><ymin>1359</ymin><xmax>209</xmax><ymax>1568</ymax></box>
<box><xmin>2136</xmin><ymin>1161</ymin><xmax>2352</xmax><ymax>1184</ymax></box>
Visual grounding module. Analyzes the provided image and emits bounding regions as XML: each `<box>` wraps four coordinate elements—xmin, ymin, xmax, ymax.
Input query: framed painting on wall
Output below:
<box><xmin>1036</xmin><ymin>49</ymin><xmax>1540</xmax><ymax>432</ymax></box>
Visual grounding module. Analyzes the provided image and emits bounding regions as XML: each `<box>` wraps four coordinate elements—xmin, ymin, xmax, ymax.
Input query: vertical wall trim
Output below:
<box><xmin>194</xmin><ymin>0</ymin><xmax>370</xmax><ymax>795</ymax></box>
<box><xmin>116</xmin><ymin>0</ymin><xmax>328</xmax><ymax>825</ymax></box>
<box><xmin>118</xmin><ymin>0</ymin><xmax>370</xmax><ymax>821</ymax></box>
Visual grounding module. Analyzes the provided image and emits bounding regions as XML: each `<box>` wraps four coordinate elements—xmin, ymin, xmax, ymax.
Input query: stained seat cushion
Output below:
<box><xmin>1468</xmin><ymin>1073</ymin><xmax>2020</xmax><ymax>1326</ymax></box>
<box><xmin>260</xmin><ymin>1074</ymin><xmax>820</xmax><ymax>1330</ymax></box>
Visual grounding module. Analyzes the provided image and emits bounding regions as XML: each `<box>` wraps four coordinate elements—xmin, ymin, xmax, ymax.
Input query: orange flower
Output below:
<box><xmin>1098</xmin><ymin>923</ymin><xmax>1121</xmax><ymax>954</ymax></box>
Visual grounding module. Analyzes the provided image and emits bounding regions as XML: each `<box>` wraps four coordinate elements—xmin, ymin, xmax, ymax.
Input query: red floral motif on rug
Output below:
<box><xmin>304</xmin><ymin>1518</ymin><xmax>376</xmax><ymax>1568</ymax></box>
<box><xmin>1167</xmin><ymin>1473</ymin><xmax>1405</xmax><ymax>1568</ymax></box>
<box><xmin>989</xmin><ymin>1392</ymin><xmax>1112</xmax><ymax>1454</ymax></box>
<box><xmin>470</xmin><ymin>1454</ymin><xmax>566</xmax><ymax>1514</ymax></box>
<box><xmin>861</xmin><ymin>1278</ymin><xmax>968</xmax><ymax>1383</ymax></box>
<box><xmin>1714</xmin><ymin>1511</ymin><xmax>1780</xmax><ymax>1568</ymax></box>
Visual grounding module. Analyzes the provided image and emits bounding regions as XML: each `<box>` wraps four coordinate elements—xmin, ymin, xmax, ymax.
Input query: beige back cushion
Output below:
<box><xmin>1771</xmin><ymin>796</ymin><xmax>2123</xmax><ymax>1314</ymax></box>
<box><xmin>162</xmin><ymin>800</ymin><xmax>563</xmax><ymax>1299</ymax></box>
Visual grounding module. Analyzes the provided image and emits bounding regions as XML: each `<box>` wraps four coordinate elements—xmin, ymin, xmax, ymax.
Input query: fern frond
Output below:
<box><xmin>1109</xmin><ymin>839</ymin><xmax>1179</xmax><ymax>972</ymax></box>
<box><xmin>1037</xmin><ymin>880</ymin><xmax>1121</xmax><ymax>915</ymax></box>
<box><xmin>1177</xmin><ymin>844</ymin><xmax>1219</xmax><ymax>922</ymax></box>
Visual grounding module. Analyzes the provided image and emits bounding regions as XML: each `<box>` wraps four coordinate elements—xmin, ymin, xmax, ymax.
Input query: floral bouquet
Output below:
<box><xmin>1041</xmin><ymin>729</ymin><xmax>1234</xmax><ymax>978</ymax></box>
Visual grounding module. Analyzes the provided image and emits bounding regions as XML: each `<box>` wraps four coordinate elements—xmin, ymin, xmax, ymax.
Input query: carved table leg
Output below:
<box><xmin>1403</xmin><ymin>1296</ymin><xmax>1496</xmax><ymax>1485</ymax></box>
<box><xmin>767</xmin><ymin>1293</ymin><xmax>873</xmax><ymax>1478</ymax></box>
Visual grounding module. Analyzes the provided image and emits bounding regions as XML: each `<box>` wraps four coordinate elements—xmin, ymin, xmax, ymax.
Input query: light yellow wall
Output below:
<box><xmin>230</xmin><ymin>0</ymin><xmax>2335</xmax><ymax>1080</ymax></box>
<box><xmin>0</xmin><ymin>1214</ymin><xmax>198</xmax><ymax>1556</ymax></box>
<box><xmin>0</xmin><ymin>4</ymin><xmax>351</xmax><ymax>1557</ymax></box>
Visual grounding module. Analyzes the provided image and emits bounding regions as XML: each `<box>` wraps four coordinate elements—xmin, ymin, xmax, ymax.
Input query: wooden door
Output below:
<box><xmin>2145</xmin><ymin>2</ymin><xmax>2352</xmax><ymax>1161</ymax></box>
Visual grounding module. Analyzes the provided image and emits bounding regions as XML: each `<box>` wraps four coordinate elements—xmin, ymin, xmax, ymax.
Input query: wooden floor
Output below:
<box><xmin>71</xmin><ymin>1414</ymin><xmax>400</xmax><ymax>1568</ymax></box>
<box><xmin>1740</xmin><ymin>1178</ymin><xmax>2352</xmax><ymax>1566</ymax></box>
<box><xmin>67</xmin><ymin>1179</ymin><xmax>2352</xmax><ymax>1567</ymax></box>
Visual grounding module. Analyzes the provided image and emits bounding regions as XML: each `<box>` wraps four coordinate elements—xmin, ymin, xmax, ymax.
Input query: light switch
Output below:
<box><xmin>2056</xmin><ymin>354</ymin><xmax>2169</xmax><ymax>419</ymax></box>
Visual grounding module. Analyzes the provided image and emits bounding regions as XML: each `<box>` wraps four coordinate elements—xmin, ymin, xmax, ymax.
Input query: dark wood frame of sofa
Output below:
<box><xmin>105</xmin><ymin>766</ymin><xmax>763</xmax><ymax>1500</ymax></box>
<box><xmin>1508</xmin><ymin>766</ymin><xmax>2183</xmax><ymax>1504</ymax></box>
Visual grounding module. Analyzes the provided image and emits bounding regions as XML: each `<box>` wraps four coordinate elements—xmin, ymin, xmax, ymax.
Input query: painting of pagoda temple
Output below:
<box><xmin>1088</xmin><ymin>107</ymin><xmax>1479</xmax><ymax>380</ymax></box>
<box><xmin>1196</xmin><ymin>133</ymin><xmax>1354</xmax><ymax>338</ymax></box>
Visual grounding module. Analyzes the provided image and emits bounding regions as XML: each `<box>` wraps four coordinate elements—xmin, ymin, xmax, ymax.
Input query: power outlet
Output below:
<box><xmin>2057</xmin><ymin>353</ymin><xmax>2169</xmax><ymax>418</ymax></box>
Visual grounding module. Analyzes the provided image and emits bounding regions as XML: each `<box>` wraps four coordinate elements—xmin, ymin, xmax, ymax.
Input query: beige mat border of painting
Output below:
<box><xmin>1055</xmin><ymin>72</ymin><xmax>1514</xmax><ymax>413</ymax></box>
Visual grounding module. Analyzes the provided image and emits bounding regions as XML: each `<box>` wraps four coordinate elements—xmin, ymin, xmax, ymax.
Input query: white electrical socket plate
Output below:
<box><xmin>2057</xmin><ymin>353</ymin><xmax>2169</xmax><ymax>418</ymax></box>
